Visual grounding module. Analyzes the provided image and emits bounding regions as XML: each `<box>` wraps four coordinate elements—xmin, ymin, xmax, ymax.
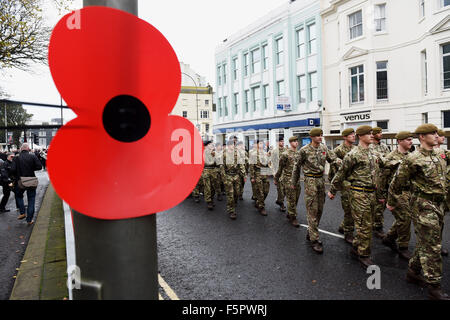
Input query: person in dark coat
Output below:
<box><xmin>0</xmin><ymin>153</ymin><xmax>14</xmax><ymax>213</ymax></box>
<box><xmin>11</xmin><ymin>143</ymin><xmax>42</xmax><ymax>225</ymax></box>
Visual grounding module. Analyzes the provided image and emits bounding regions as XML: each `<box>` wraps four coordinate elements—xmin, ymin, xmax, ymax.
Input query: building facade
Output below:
<box><xmin>214</xmin><ymin>0</ymin><xmax>323</xmax><ymax>150</ymax></box>
<box><xmin>321</xmin><ymin>0</ymin><xmax>450</xmax><ymax>149</ymax></box>
<box><xmin>171</xmin><ymin>62</ymin><xmax>214</xmax><ymax>141</ymax></box>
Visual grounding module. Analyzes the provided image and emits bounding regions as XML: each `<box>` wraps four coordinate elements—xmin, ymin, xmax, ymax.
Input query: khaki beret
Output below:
<box><xmin>356</xmin><ymin>125</ymin><xmax>372</xmax><ymax>136</ymax></box>
<box><xmin>438</xmin><ymin>129</ymin><xmax>446</xmax><ymax>137</ymax></box>
<box><xmin>395</xmin><ymin>131</ymin><xmax>413</xmax><ymax>140</ymax></box>
<box><xmin>289</xmin><ymin>136</ymin><xmax>298</xmax><ymax>143</ymax></box>
<box><xmin>414</xmin><ymin>124</ymin><xmax>438</xmax><ymax>135</ymax></box>
<box><xmin>372</xmin><ymin>127</ymin><xmax>383</xmax><ymax>134</ymax></box>
<box><xmin>342</xmin><ymin>128</ymin><xmax>355</xmax><ymax>137</ymax></box>
<box><xmin>309</xmin><ymin>128</ymin><xmax>323</xmax><ymax>137</ymax></box>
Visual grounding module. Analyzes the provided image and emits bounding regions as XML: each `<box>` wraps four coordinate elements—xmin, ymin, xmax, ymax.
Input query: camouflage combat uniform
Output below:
<box><xmin>330</xmin><ymin>146</ymin><xmax>380</xmax><ymax>257</ymax></box>
<box><xmin>271</xmin><ymin>146</ymin><xmax>288</xmax><ymax>206</ymax></box>
<box><xmin>215</xmin><ymin>149</ymin><xmax>225</xmax><ymax>195</ymax></box>
<box><xmin>238</xmin><ymin>148</ymin><xmax>249</xmax><ymax>199</ymax></box>
<box><xmin>220</xmin><ymin>148</ymin><xmax>246</xmax><ymax>217</ymax></box>
<box><xmin>370</xmin><ymin>142</ymin><xmax>390</xmax><ymax>230</ymax></box>
<box><xmin>388</xmin><ymin>147</ymin><xmax>447</xmax><ymax>285</ymax></box>
<box><xmin>380</xmin><ymin>149</ymin><xmax>411</xmax><ymax>249</ymax></box>
<box><xmin>202</xmin><ymin>149</ymin><xmax>221</xmax><ymax>205</ymax></box>
<box><xmin>275</xmin><ymin>148</ymin><xmax>300</xmax><ymax>218</ymax></box>
<box><xmin>331</xmin><ymin>143</ymin><xmax>355</xmax><ymax>236</ymax></box>
<box><xmin>292</xmin><ymin>143</ymin><xmax>339</xmax><ymax>242</ymax></box>
<box><xmin>249</xmin><ymin>148</ymin><xmax>258</xmax><ymax>200</ymax></box>
<box><xmin>250</xmin><ymin>148</ymin><xmax>271</xmax><ymax>210</ymax></box>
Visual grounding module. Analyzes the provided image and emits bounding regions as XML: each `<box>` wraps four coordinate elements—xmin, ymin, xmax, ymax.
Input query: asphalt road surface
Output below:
<box><xmin>0</xmin><ymin>171</ymin><xmax>50</xmax><ymax>300</ymax></box>
<box><xmin>157</xmin><ymin>177</ymin><xmax>450</xmax><ymax>300</ymax></box>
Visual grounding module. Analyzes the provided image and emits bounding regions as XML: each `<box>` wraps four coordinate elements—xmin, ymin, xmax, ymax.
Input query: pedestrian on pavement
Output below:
<box><xmin>329</xmin><ymin>126</ymin><xmax>381</xmax><ymax>268</ymax></box>
<box><xmin>0</xmin><ymin>153</ymin><xmax>15</xmax><ymax>213</ymax></box>
<box><xmin>293</xmin><ymin>128</ymin><xmax>340</xmax><ymax>254</ymax></box>
<box><xmin>11</xmin><ymin>143</ymin><xmax>42</xmax><ymax>225</ymax></box>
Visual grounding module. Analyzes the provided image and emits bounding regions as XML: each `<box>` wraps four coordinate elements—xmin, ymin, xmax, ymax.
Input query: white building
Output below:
<box><xmin>321</xmin><ymin>0</ymin><xmax>450</xmax><ymax>149</ymax></box>
<box><xmin>171</xmin><ymin>62</ymin><xmax>214</xmax><ymax>141</ymax></box>
<box><xmin>214</xmin><ymin>0</ymin><xmax>323</xmax><ymax>150</ymax></box>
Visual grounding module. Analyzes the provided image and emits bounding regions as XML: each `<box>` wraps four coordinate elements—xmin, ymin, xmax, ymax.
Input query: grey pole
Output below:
<box><xmin>70</xmin><ymin>0</ymin><xmax>158</xmax><ymax>300</ymax></box>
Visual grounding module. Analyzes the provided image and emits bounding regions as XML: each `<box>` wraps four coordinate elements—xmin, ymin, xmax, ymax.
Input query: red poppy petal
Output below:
<box><xmin>47</xmin><ymin>115</ymin><xmax>203</xmax><ymax>220</ymax></box>
<box><xmin>48</xmin><ymin>7</ymin><xmax>180</xmax><ymax>117</ymax></box>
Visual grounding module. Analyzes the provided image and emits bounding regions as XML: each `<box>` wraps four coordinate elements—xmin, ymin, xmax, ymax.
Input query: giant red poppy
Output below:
<box><xmin>47</xmin><ymin>6</ymin><xmax>204</xmax><ymax>220</ymax></box>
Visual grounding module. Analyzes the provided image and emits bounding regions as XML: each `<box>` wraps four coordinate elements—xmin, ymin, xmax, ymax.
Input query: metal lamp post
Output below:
<box><xmin>181</xmin><ymin>72</ymin><xmax>200</xmax><ymax>137</ymax></box>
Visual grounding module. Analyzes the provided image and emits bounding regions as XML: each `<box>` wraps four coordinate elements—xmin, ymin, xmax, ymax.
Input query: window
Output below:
<box><xmin>244</xmin><ymin>90</ymin><xmax>250</xmax><ymax>113</ymax></box>
<box><xmin>442</xmin><ymin>44</ymin><xmax>450</xmax><ymax>89</ymax></box>
<box><xmin>374</xmin><ymin>4</ymin><xmax>386</xmax><ymax>32</ymax></box>
<box><xmin>39</xmin><ymin>130</ymin><xmax>46</xmax><ymax>137</ymax></box>
<box><xmin>277</xmin><ymin>80</ymin><xmax>285</xmax><ymax>96</ymax></box>
<box><xmin>218</xmin><ymin>98</ymin><xmax>222</xmax><ymax>117</ymax></box>
<box><xmin>349</xmin><ymin>10</ymin><xmax>363</xmax><ymax>39</ymax></box>
<box><xmin>244</xmin><ymin>53</ymin><xmax>249</xmax><ymax>76</ymax></box>
<box><xmin>350</xmin><ymin>65</ymin><xmax>364</xmax><ymax>103</ymax></box>
<box><xmin>309</xmin><ymin>72</ymin><xmax>318</xmax><ymax>102</ymax></box>
<box><xmin>377</xmin><ymin>121</ymin><xmax>388</xmax><ymax>130</ymax></box>
<box><xmin>442</xmin><ymin>0</ymin><xmax>450</xmax><ymax>8</ymax></box>
<box><xmin>263</xmin><ymin>85</ymin><xmax>269</xmax><ymax>110</ymax></box>
<box><xmin>200</xmin><ymin>110</ymin><xmax>209</xmax><ymax>119</ymax></box>
<box><xmin>39</xmin><ymin>138</ymin><xmax>46</xmax><ymax>146</ymax></box>
<box><xmin>217</xmin><ymin>66</ymin><xmax>221</xmax><ymax>85</ymax></box>
<box><xmin>251</xmin><ymin>48</ymin><xmax>261</xmax><ymax>74</ymax></box>
<box><xmin>420</xmin><ymin>0</ymin><xmax>425</xmax><ymax>17</ymax></box>
<box><xmin>233</xmin><ymin>93</ymin><xmax>239</xmax><ymax>114</ymax></box>
<box><xmin>275</xmin><ymin>37</ymin><xmax>283</xmax><ymax>65</ymax></box>
<box><xmin>307</xmin><ymin>24</ymin><xmax>317</xmax><ymax>55</ymax></box>
<box><xmin>422</xmin><ymin>50</ymin><xmax>428</xmax><ymax>95</ymax></box>
<box><xmin>252</xmin><ymin>87</ymin><xmax>261</xmax><ymax>112</ymax></box>
<box><xmin>224</xmin><ymin>96</ymin><xmax>228</xmax><ymax>116</ymax></box>
<box><xmin>182</xmin><ymin>111</ymin><xmax>188</xmax><ymax>118</ymax></box>
<box><xmin>297</xmin><ymin>74</ymin><xmax>306</xmax><ymax>103</ymax></box>
<box><xmin>296</xmin><ymin>28</ymin><xmax>305</xmax><ymax>59</ymax></box>
<box><xmin>223</xmin><ymin>63</ymin><xmax>227</xmax><ymax>84</ymax></box>
<box><xmin>422</xmin><ymin>112</ymin><xmax>428</xmax><ymax>124</ymax></box>
<box><xmin>205</xmin><ymin>124</ymin><xmax>209</xmax><ymax>133</ymax></box>
<box><xmin>232</xmin><ymin>57</ymin><xmax>238</xmax><ymax>80</ymax></box>
<box><xmin>376</xmin><ymin>61</ymin><xmax>388</xmax><ymax>100</ymax></box>
<box><xmin>205</xmin><ymin>99</ymin><xmax>209</xmax><ymax>106</ymax></box>
<box><xmin>443</xmin><ymin>110</ymin><xmax>450</xmax><ymax>127</ymax></box>
<box><xmin>262</xmin><ymin>45</ymin><xmax>268</xmax><ymax>70</ymax></box>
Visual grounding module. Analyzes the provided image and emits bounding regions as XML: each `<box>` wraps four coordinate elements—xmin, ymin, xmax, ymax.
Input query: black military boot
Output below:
<box><xmin>441</xmin><ymin>248</ymin><xmax>449</xmax><ymax>256</ymax></box>
<box><xmin>406</xmin><ymin>268</ymin><xmax>427</xmax><ymax>287</ymax></box>
<box><xmin>288</xmin><ymin>216</ymin><xmax>300</xmax><ymax>228</ymax></box>
<box><xmin>239</xmin><ymin>195</ymin><xmax>243</xmax><ymax>200</ymax></box>
<box><xmin>427</xmin><ymin>284</ymin><xmax>450</xmax><ymax>300</ymax></box>
<box><xmin>373</xmin><ymin>227</ymin><xmax>386</xmax><ymax>239</ymax></box>
<box><xmin>311</xmin><ymin>241</ymin><xmax>323</xmax><ymax>254</ymax></box>
<box><xmin>279</xmin><ymin>204</ymin><xmax>286</xmax><ymax>212</ymax></box>
<box><xmin>217</xmin><ymin>194</ymin><xmax>223</xmax><ymax>201</ymax></box>
<box><xmin>207</xmin><ymin>202</ymin><xmax>214</xmax><ymax>211</ymax></box>
<box><xmin>194</xmin><ymin>196</ymin><xmax>200</xmax><ymax>203</ymax></box>
<box><xmin>358</xmin><ymin>256</ymin><xmax>374</xmax><ymax>269</ymax></box>
<box><xmin>338</xmin><ymin>225</ymin><xmax>344</xmax><ymax>234</ymax></box>
<box><xmin>306</xmin><ymin>232</ymin><xmax>311</xmax><ymax>242</ymax></box>
<box><xmin>398</xmin><ymin>247</ymin><xmax>412</xmax><ymax>260</ymax></box>
<box><xmin>381</xmin><ymin>235</ymin><xmax>397</xmax><ymax>252</ymax></box>
<box><xmin>258</xmin><ymin>208</ymin><xmax>267</xmax><ymax>216</ymax></box>
<box><xmin>349</xmin><ymin>247</ymin><xmax>359</xmax><ymax>259</ymax></box>
<box><xmin>229</xmin><ymin>212</ymin><xmax>237</xmax><ymax>220</ymax></box>
<box><xmin>344</xmin><ymin>233</ymin><xmax>354</xmax><ymax>245</ymax></box>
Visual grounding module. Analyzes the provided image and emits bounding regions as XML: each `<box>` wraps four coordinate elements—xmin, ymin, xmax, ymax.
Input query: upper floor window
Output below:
<box><xmin>222</xmin><ymin>63</ymin><xmax>227</xmax><ymax>84</ymax></box>
<box><xmin>349</xmin><ymin>10</ymin><xmax>363</xmax><ymax>39</ymax></box>
<box><xmin>422</xmin><ymin>50</ymin><xmax>428</xmax><ymax>95</ymax></box>
<box><xmin>182</xmin><ymin>111</ymin><xmax>188</xmax><ymax>118</ymax></box>
<box><xmin>350</xmin><ymin>65</ymin><xmax>364</xmax><ymax>103</ymax></box>
<box><xmin>232</xmin><ymin>57</ymin><xmax>238</xmax><ymax>80</ymax></box>
<box><xmin>262</xmin><ymin>44</ymin><xmax>268</xmax><ymax>70</ymax></box>
<box><xmin>297</xmin><ymin>74</ymin><xmax>306</xmax><ymax>103</ymax></box>
<box><xmin>223</xmin><ymin>96</ymin><xmax>228</xmax><ymax>116</ymax></box>
<box><xmin>263</xmin><ymin>85</ymin><xmax>269</xmax><ymax>110</ymax></box>
<box><xmin>374</xmin><ymin>4</ymin><xmax>386</xmax><ymax>32</ymax></box>
<box><xmin>217</xmin><ymin>66</ymin><xmax>222</xmax><ymax>85</ymax></box>
<box><xmin>244</xmin><ymin>90</ymin><xmax>250</xmax><ymax>113</ymax></box>
<box><xmin>307</xmin><ymin>23</ymin><xmax>317</xmax><ymax>55</ymax></box>
<box><xmin>296</xmin><ymin>28</ymin><xmax>305</xmax><ymax>59</ymax></box>
<box><xmin>420</xmin><ymin>0</ymin><xmax>425</xmax><ymax>17</ymax></box>
<box><xmin>442</xmin><ymin>0</ymin><xmax>450</xmax><ymax>8</ymax></box>
<box><xmin>442</xmin><ymin>43</ymin><xmax>450</xmax><ymax>89</ymax></box>
<box><xmin>243</xmin><ymin>53</ymin><xmax>249</xmax><ymax>77</ymax></box>
<box><xmin>251</xmin><ymin>48</ymin><xmax>261</xmax><ymax>74</ymax></box>
<box><xmin>200</xmin><ymin>110</ymin><xmax>209</xmax><ymax>119</ymax></box>
<box><xmin>218</xmin><ymin>98</ymin><xmax>222</xmax><ymax>117</ymax></box>
<box><xmin>308</xmin><ymin>72</ymin><xmax>318</xmax><ymax>102</ymax></box>
<box><xmin>277</xmin><ymin>80</ymin><xmax>285</xmax><ymax>96</ymax></box>
<box><xmin>252</xmin><ymin>87</ymin><xmax>261</xmax><ymax>112</ymax></box>
<box><xmin>275</xmin><ymin>37</ymin><xmax>284</xmax><ymax>65</ymax></box>
<box><xmin>376</xmin><ymin>61</ymin><xmax>388</xmax><ymax>100</ymax></box>
<box><xmin>233</xmin><ymin>93</ymin><xmax>239</xmax><ymax>114</ymax></box>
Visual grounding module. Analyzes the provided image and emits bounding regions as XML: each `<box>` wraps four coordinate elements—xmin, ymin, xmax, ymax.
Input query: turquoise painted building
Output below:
<box><xmin>214</xmin><ymin>0</ymin><xmax>323</xmax><ymax>150</ymax></box>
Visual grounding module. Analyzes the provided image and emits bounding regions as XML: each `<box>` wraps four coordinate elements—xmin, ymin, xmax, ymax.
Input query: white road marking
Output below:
<box><xmin>299</xmin><ymin>224</ymin><xmax>345</xmax><ymax>239</ymax></box>
<box><xmin>158</xmin><ymin>274</ymin><xmax>180</xmax><ymax>300</ymax></box>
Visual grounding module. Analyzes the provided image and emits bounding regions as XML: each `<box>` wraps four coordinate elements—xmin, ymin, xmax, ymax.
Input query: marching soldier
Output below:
<box><xmin>215</xmin><ymin>142</ymin><xmax>225</xmax><ymax>198</ymax></box>
<box><xmin>380</xmin><ymin>131</ymin><xmax>414</xmax><ymax>260</ymax></box>
<box><xmin>330</xmin><ymin>128</ymin><xmax>356</xmax><ymax>244</ymax></box>
<box><xmin>249</xmin><ymin>142</ymin><xmax>258</xmax><ymax>201</ymax></box>
<box><xmin>236</xmin><ymin>141</ymin><xmax>248</xmax><ymax>200</ymax></box>
<box><xmin>292</xmin><ymin>128</ymin><xmax>340</xmax><ymax>254</ymax></box>
<box><xmin>370</xmin><ymin>127</ymin><xmax>390</xmax><ymax>238</ymax></box>
<box><xmin>275</xmin><ymin>136</ymin><xmax>300</xmax><ymax>227</ymax></box>
<box><xmin>220</xmin><ymin>140</ymin><xmax>246</xmax><ymax>220</ymax></box>
<box><xmin>435</xmin><ymin>129</ymin><xmax>449</xmax><ymax>257</ymax></box>
<box><xmin>271</xmin><ymin>136</ymin><xmax>287</xmax><ymax>212</ymax></box>
<box><xmin>250</xmin><ymin>140</ymin><xmax>271</xmax><ymax>216</ymax></box>
<box><xmin>387</xmin><ymin>124</ymin><xmax>449</xmax><ymax>300</ymax></box>
<box><xmin>202</xmin><ymin>141</ymin><xmax>222</xmax><ymax>210</ymax></box>
<box><xmin>329</xmin><ymin>126</ymin><xmax>380</xmax><ymax>268</ymax></box>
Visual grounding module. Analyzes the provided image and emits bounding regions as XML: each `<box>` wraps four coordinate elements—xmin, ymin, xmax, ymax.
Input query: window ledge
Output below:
<box><xmin>374</xmin><ymin>31</ymin><xmax>388</xmax><ymax>36</ymax></box>
<box><xmin>376</xmin><ymin>99</ymin><xmax>389</xmax><ymax>103</ymax></box>
<box><xmin>434</xmin><ymin>6</ymin><xmax>450</xmax><ymax>15</ymax></box>
<box><xmin>350</xmin><ymin>101</ymin><xmax>365</xmax><ymax>106</ymax></box>
<box><xmin>346</xmin><ymin>35</ymin><xmax>365</xmax><ymax>45</ymax></box>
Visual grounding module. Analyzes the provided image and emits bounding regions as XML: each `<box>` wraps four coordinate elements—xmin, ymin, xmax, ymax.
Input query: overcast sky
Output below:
<box><xmin>0</xmin><ymin>0</ymin><xmax>289</xmax><ymax>122</ymax></box>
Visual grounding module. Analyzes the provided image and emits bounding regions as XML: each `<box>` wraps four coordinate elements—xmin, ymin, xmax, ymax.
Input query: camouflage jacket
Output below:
<box><xmin>270</xmin><ymin>146</ymin><xmax>288</xmax><ymax>175</ymax></box>
<box><xmin>204</xmin><ymin>149</ymin><xmax>218</xmax><ymax>167</ymax></box>
<box><xmin>329</xmin><ymin>145</ymin><xmax>379</xmax><ymax>196</ymax></box>
<box><xmin>291</xmin><ymin>143</ymin><xmax>339</xmax><ymax>185</ymax></box>
<box><xmin>387</xmin><ymin>147</ymin><xmax>447</xmax><ymax>208</ymax></box>
<box><xmin>329</xmin><ymin>143</ymin><xmax>355</xmax><ymax>182</ymax></box>
<box><xmin>250</xmin><ymin>148</ymin><xmax>270</xmax><ymax>179</ymax></box>
<box><xmin>274</xmin><ymin>149</ymin><xmax>299</xmax><ymax>183</ymax></box>
<box><xmin>378</xmin><ymin>148</ymin><xmax>410</xmax><ymax>199</ymax></box>
<box><xmin>220</xmin><ymin>149</ymin><xmax>246</xmax><ymax>178</ymax></box>
<box><xmin>436</xmin><ymin>146</ymin><xmax>450</xmax><ymax>183</ymax></box>
<box><xmin>370</xmin><ymin>142</ymin><xmax>390</xmax><ymax>157</ymax></box>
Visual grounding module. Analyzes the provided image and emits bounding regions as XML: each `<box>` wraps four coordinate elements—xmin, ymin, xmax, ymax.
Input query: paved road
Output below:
<box><xmin>157</xmin><ymin>177</ymin><xmax>450</xmax><ymax>300</ymax></box>
<box><xmin>0</xmin><ymin>171</ymin><xmax>50</xmax><ymax>300</ymax></box>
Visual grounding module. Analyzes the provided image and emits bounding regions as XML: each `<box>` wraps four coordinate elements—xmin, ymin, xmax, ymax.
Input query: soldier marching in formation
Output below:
<box><xmin>191</xmin><ymin>123</ymin><xmax>450</xmax><ymax>300</ymax></box>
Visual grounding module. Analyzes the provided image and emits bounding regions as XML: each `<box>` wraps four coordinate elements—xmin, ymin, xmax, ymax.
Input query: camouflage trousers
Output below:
<box><xmin>282</xmin><ymin>178</ymin><xmax>301</xmax><ymax>218</ymax></box>
<box><xmin>224</xmin><ymin>174</ymin><xmax>241</xmax><ymax>214</ymax></box>
<box><xmin>254</xmin><ymin>173</ymin><xmax>270</xmax><ymax>209</ymax></box>
<box><xmin>408</xmin><ymin>195</ymin><xmax>445</xmax><ymax>285</ymax></box>
<box><xmin>192</xmin><ymin>176</ymin><xmax>203</xmax><ymax>198</ymax></box>
<box><xmin>202</xmin><ymin>168</ymin><xmax>220</xmax><ymax>203</ymax></box>
<box><xmin>339</xmin><ymin>189</ymin><xmax>354</xmax><ymax>235</ymax></box>
<box><xmin>215</xmin><ymin>168</ymin><xmax>225</xmax><ymax>194</ymax></box>
<box><xmin>386</xmin><ymin>192</ymin><xmax>411</xmax><ymax>248</ymax></box>
<box><xmin>350</xmin><ymin>190</ymin><xmax>376</xmax><ymax>257</ymax></box>
<box><xmin>251</xmin><ymin>177</ymin><xmax>257</xmax><ymax>199</ymax></box>
<box><xmin>373</xmin><ymin>200</ymin><xmax>385</xmax><ymax>230</ymax></box>
<box><xmin>276</xmin><ymin>179</ymin><xmax>285</xmax><ymax>204</ymax></box>
<box><xmin>239</xmin><ymin>175</ymin><xmax>246</xmax><ymax>197</ymax></box>
<box><xmin>304</xmin><ymin>177</ymin><xmax>326</xmax><ymax>242</ymax></box>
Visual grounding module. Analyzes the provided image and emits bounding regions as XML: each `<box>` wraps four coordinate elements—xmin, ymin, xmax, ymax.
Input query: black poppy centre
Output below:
<box><xmin>103</xmin><ymin>95</ymin><xmax>151</xmax><ymax>143</ymax></box>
